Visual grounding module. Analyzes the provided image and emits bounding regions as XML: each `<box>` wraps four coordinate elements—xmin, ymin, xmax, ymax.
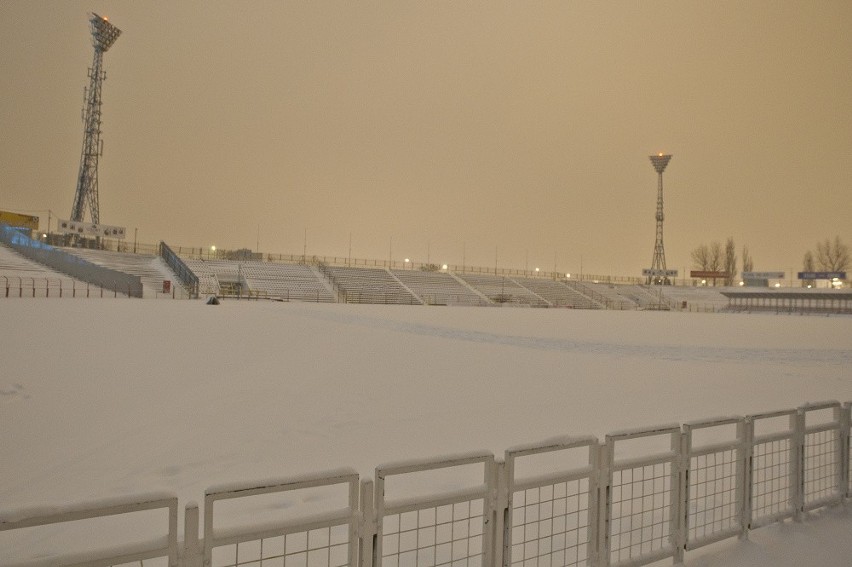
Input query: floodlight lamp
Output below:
<box><xmin>649</xmin><ymin>153</ymin><xmax>672</xmax><ymax>174</ymax></box>
<box><xmin>90</xmin><ymin>12</ymin><xmax>121</xmax><ymax>52</ymax></box>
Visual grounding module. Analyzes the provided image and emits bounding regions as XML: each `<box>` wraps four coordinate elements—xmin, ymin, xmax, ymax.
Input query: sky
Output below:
<box><xmin>1</xmin><ymin>1</ymin><xmax>850</xmax><ymax>277</ymax></box>
<box><xmin>1</xmin><ymin>300</ymin><xmax>850</xmax><ymax>564</ymax></box>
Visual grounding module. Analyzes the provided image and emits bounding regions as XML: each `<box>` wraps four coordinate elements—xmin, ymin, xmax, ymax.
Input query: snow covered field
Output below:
<box><xmin>1</xmin><ymin>300</ymin><xmax>850</xmax><ymax>565</ymax></box>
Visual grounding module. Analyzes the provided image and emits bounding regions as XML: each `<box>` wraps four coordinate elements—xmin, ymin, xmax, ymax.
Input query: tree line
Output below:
<box><xmin>690</xmin><ymin>236</ymin><xmax>849</xmax><ymax>286</ymax></box>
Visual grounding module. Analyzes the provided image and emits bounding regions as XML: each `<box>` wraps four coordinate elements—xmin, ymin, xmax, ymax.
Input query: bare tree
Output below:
<box><xmin>742</xmin><ymin>245</ymin><xmax>754</xmax><ymax>273</ymax></box>
<box><xmin>724</xmin><ymin>237</ymin><xmax>737</xmax><ymax>285</ymax></box>
<box><xmin>802</xmin><ymin>250</ymin><xmax>816</xmax><ymax>287</ymax></box>
<box><xmin>814</xmin><ymin>236</ymin><xmax>850</xmax><ymax>272</ymax></box>
<box><xmin>691</xmin><ymin>244</ymin><xmax>710</xmax><ymax>271</ymax></box>
<box><xmin>691</xmin><ymin>241</ymin><xmax>724</xmax><ymax>284</ymax></box>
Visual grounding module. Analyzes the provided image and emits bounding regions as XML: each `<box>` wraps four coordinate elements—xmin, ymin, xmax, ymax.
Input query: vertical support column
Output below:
<box><xmin>587</xmin><ymin>443</ymin><xmax>601</xmax><ymax>567</ymax></box>
<box><xmin>841</xmin><ymin>403</ymin><xmax>851</xmax><ymax>499</ymax></box>
<box><xmin>359</xmin><ymin>479</ymin><xmax>375</xmax><ymax>567</ymax></box>
<box><xmin>492</xmin><ymin>459</ymin><xmax>507</xmax><ymax>567</ymax></box>
<box><xmin>597</xmin><ymin>443</ymin><xmax>611</xmax><ymax>567</ymax></box>
<box><xmin>793</xmin><ymin>410</ymin><xmax>805</xmax><ymax>521</ymax></box>
<box><xmin>676</xmin><ymin>428</ymin><xmax>690</xmax><ymax>557</ymax></box>
<box><xmin>671</xmin><ymin>430</ymin><xmax>685</xmax><ymax>565</ymax></box>
<box><xmin>740</xmin><ymin>419</ymin><xmax>753</xmax><ymax>537</ymax></box>
<box><xmin>183</xmin><ymin>502</ymin><xmax>202</xmax><ymax>567</ymax></box>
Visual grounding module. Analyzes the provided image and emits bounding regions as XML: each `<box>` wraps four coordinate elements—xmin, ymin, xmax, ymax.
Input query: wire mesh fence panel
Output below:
<box><xmin>504</xmin><ymin>437</ymin><xmax>598</xmax><ymax>567</ymax></box>
<box><xmin>799</xmin><ymin>402</ymin><xmax>844</xmax><ymax>511</ymax></box>
<box><xmin>204</xmin><ymin>470</ymin><xmax>359</xmax><ymax>567</ymax></box>
<box><xmin>375</xmin><ymin>453</ymin><xmax>495</xmax><ymax>567</ymax></box>
<box><xmin>211</xmin><ymin>524</ymin><xmax>351</xmax><ymax>567</ymax></box>
<box><xmin>604</xmin><ymin>426</ymin><xmax>682</xmax><ymax>567</ymax></box>
<box><xmin>683</xmin><ymin>418</ymin><xmax>745</xmax><ymax>550</ymax></box>
<box><xmin>746</xmin><ymin>410</ymin><xmax>797</xmax><ymax>529</ymax></box>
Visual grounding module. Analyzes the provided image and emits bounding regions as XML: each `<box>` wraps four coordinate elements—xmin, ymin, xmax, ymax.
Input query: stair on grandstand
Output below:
<box><xmin>455</xmin><ymin>273</ymin><xmax>549</xmax><ymax>307</ymax></box>
<box><xmin>390</xmin><ymin>269</ymin><xmax>489</xmax><ymax>306</ymax></box>
<box><xmin>325</xmin><ymin>266</ymin><xmax>421</xmax><ymax>304</ymax></box>
<box><xmin>512</xmin><ymin>277</ymin><xmax>602</xmax><ymax>309</ymax></box>
<box><xmin>61</xmin><ymin>247</ymin><xmax>187</xmax><ymax>298</ymax></box>
<box><xmin>238</xmin><ymin>261</ymin><xmax>335</xmax><ymax>302</ymax></box>
<box><xmin>181</xmin><ymin>259</ymin><xmax>222</xmax><ymax>296</ymax></box>
<box><xmin>0</xmin><ymin>242</ymin><xmax>89</xmax><ymax>297</ymax></box>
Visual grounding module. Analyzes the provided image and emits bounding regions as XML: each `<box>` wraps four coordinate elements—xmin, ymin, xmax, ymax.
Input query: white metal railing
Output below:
<box><xmin>601</xmin><ymin>425</ymin><xmax>683</xmax><ymax>567</ymax></box>
<box><xmin>681</xmin><ymin>417</ymin><xmax>746</xmax><ymax>550</ymax></box>
<box><xmin>799</xmin><ymin>401</ymin><xmax>845</xmax><ymax>510</ymax></box>
<box><xmin>199</xmin><ymin>469</ymin><xmax>359</xmax><ymax>567</ymax></box>
<box><xmin>0</xmin><ymin>493</ymin><xmax>177</xmax><ymax>567</ymax></box>
<box><xmin>744</xmin><ymin>408</ymin><xmax>799</xmax><ymax>529</ymax></box>
<box><xmin>373</xmin><ymin>452</ymin><xmax>496</xmax><ymax>567</ymax></box>
<box><xmin>3</xmin><ymin>401</ymin><xmax>852</xmax><ymax>567</ymax></box>
<box><xmin>502</xmin><ymin>436</ymin><xmax>600</xmax><ymax>567</ymax></box>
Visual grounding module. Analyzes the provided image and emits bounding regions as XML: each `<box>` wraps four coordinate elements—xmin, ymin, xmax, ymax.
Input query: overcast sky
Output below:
<box><xmin>1</xmin><ymin>1</ymin><xmax>850</xmax><ymax>277</ymax></box>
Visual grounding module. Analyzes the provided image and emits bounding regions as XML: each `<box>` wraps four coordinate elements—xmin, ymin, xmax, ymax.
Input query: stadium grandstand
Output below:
<box><xmin>1</xmin><ymin>223</ymin><xmax>850</xmax><ymax>313</ymax></box>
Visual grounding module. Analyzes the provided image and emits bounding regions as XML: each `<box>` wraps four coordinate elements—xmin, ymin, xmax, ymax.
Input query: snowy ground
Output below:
<box><xmin>1</xmin><ymin>300</ymin><xmax>850</xmax><ymax>565</ymax></box>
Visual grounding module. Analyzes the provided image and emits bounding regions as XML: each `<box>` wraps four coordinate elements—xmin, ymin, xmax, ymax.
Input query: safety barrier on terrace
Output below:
<box><xmin>0</xmin><ymin>224</ymin><xmax>143</xmax><ymax>298</ymax></box>
<box><xmin>1</xmin><ymin>400</ymin><xmax>849</xmax><ymax>567</ymax></box>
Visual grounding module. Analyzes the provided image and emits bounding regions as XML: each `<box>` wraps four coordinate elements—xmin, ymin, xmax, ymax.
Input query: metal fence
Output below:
<box><xmin>2</xmin><ymin>401</ymin><xmax>850</xmax><ymax>567</ymax></box>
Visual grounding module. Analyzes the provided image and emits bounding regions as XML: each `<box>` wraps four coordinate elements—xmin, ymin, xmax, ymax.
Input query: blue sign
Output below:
<box><xmin>797</xmin><ymin>272</ymin><xmax>846</xmax><ymax>280</ymax></box>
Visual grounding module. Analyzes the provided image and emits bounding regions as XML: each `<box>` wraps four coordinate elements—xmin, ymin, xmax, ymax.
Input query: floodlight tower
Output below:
<box><xmin>70</xmin><ymin>13</ymin><xmax>121</xmax><ymax>225</ymax></box>
<box><xmin>647</xmin><ymin>153</ymin><xmax>672</xmax><ymax>285</ymax></box>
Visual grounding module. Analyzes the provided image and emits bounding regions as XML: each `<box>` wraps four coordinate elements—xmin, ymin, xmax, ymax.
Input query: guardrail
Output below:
<box><xmin>160</xmin><ymin>241</ymin><xmax>199</xmax><ymax>299</ymax></box>
<box><xmin>1</xmin><ymin>400</ymin><xmax>850</xmax><ymax>567</ymax></box>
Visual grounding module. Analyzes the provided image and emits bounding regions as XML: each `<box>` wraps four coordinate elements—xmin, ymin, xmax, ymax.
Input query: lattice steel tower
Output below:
<box><xmin>70</xmin><ymin>13</ymin><xmax>121</xmax><ymax>225</ymax></box>
<box><xmin>648</xmin><ymin>153</ymin><xmax>672</xmax><ymax>284</ymax></box>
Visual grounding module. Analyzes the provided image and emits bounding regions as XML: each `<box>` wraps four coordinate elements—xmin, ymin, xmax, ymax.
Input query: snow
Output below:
<box><xmin>0</xmin><ymin>299</ymin><xmax>850</xmax><ymax>565</ymax></box>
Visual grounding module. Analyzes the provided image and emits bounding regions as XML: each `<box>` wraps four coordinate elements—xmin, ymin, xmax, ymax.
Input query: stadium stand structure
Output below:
<box><xmin>390</xmin><ymin>269</ymin><xmax>489</xmax><ymax>306</ymax></box>
<box><xmin>182</xmin><ymin>259</ymin><xmax>222</xmax><ymax>297</ymax></box>
<box><xmin>322</xmin><ymin>265</ymin><xmax>421</xmax><ymax>304</ymax></box>
<box><xmin>62</xmin><ymin>247</ymin><xmax>187</xmax><ymax>298</ymax></box>
<box><xmin>0</xmin><ymin>242</ymin><xmax>87</xmax><ymax>297</ymax></box>
<box><xmin>454</xmin><ymin>273</ymin><xmax>549</xmax><ymax>307</ymax></box>
<box><xmin>511</xmin><ymin>276</ymin><xmax>601</xmax><ymax>309</ymax></box>
<box><xmin>238</xmin><ymin>261</ymin><xmax>335</xmax><ymax>302</ymax></box>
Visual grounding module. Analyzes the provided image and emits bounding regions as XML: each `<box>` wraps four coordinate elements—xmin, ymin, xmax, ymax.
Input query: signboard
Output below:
<box><xmin>798</xmin><ymin>271</ymin><xmax>846</xmax><ymax>280</ymax></box>
<box><xmin>742</xmin><ymin>272</ymin><xmax>784</xmax><ymax>279</ymax></box>
<box><xmin>56</xmin><ymin>219</ymin><xmax>126</xmax><ymax>239</ymax></box>
<box><xmin>690</xmin><ymin>271</ymin><xmax>729</xmax><ymax>279</ymax></box>
<box><xmin>0</xmin><ymin>210</ymin><xmax>39</xmax><ymax>230</ymax></box>
<box><xmin>642</xmin><ymin>269</ymin><xmax>678</xmax><ymax>277</ymax></box>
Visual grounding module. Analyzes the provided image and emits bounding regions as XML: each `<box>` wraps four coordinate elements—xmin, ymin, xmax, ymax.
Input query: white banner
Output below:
<box><xmin>742</xmin><ymin>271</ymin><xmax>784</xmax><ymax>279</ymax></box>
<box><xmin>642</xmin><ymin>268</ymin><xmax>678</xmax><ymax>277</ymax></box>
<box><xmin>56</xmin><ymin>219</ymin><xmax>126</xmax><ymax>239</ymax></box>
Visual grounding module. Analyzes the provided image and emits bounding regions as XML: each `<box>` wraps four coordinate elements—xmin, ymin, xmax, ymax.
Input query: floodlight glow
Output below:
<box><xmin>90</xmin><ymin>13</ymin><xmax>121</xmax><ymax>52</ymax></box>
<box><xmin>774</xmin><ymin>283</ymin><xmax>781</xmax><ymax>288</ymax></box>
<box><xmin>649</xmin><ymin>153</ymin><xmax>672</xmax><ymax>174</ymax></box>
<box><xmin>442</xmin><ymin>264</ymin><xmax>448</xmax><ymax>270</ymax></box>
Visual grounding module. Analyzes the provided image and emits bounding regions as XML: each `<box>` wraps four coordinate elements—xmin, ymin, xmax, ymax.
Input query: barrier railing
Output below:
<box><xmin>681</xmin><ymin>417</ymin><xmax>746</xmax><ymax>551</ymax></box>
<box><xmin>201</xmin><ymin>469</ymin><xmax>359</xmax><ymax>567</ymax></box>
<box><xmin>373</xmin><ymin>452</ymin><xmax>496</xmax><ymax>567</ymax></box>
<box><xmin>3</xmin><ymin>400</ymin><xmax>851</xmax><ymax>567</ymax></box>
<box><xmin>0</xmin><ymin>493</ymin><xmax>178</xmax><ymax>567</ymax></box>
<box><xmin>503</xmin><ymin>436</ymin><xmax>600</xmax><ymax>567</ymax></box>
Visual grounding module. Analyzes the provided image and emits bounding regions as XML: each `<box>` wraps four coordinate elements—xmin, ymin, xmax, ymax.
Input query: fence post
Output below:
<box><xmin>492</xmin><ymin>459</ymin><xmax>507</xmax><ymax>567</ymax></box>
<box><xmin>741</xmin><ymin>418</ymin><xmax>754</xmax><ymax>535</ymax></box>
<box><xmin>672</xmin><ymin>430</ymin><xmax>685</xmax><ymax>565</ymax></box>
<box><xmin>676</xmin><ymin>428</ymin><xmax>689</xmax><ymax>561</ymax></box>
<box><xmin>183</xmin><ymin>501</ymin><xmax>202</xmax><ymax>567</ymax></box>
<box><xmin>359</xmin><ymin>479</ymin><xmax>375</xmax><ymax>567</ymax></box>
<box><xmin>597</xmin><ymin>442</ymin><xmax>611</xmax><ymax>567</ymax></box>
<box><xmin>843</xmin><ymin>403</ymin><xmax>851</xmax><ymax>499</ymax></box>
<box><xmin>793</xmin><ymin>410</ymin><xmax>805</xmax><ymax>521</ymax></box>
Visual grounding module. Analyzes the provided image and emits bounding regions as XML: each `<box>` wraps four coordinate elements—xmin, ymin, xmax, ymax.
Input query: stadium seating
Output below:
<box><xmin>390</xmin><ymin>269</ymin><xmax>489</xmax><ymax>306</ymax></box>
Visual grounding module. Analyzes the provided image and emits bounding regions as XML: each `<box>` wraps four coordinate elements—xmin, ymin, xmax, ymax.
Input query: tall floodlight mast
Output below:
<box><xmin>647</xmin><ymin>153</ymin><xmax>672</xmax><ymax>285</ymax></box>
<box><xmin>70</xmin><ymin>13</ymin><xmax>121</xmax><ymax>225</ymax></box>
